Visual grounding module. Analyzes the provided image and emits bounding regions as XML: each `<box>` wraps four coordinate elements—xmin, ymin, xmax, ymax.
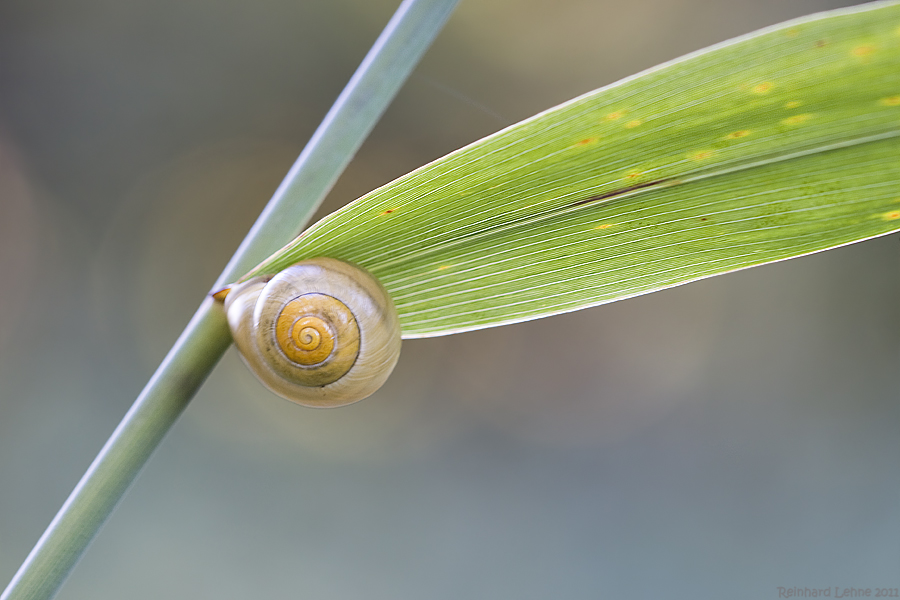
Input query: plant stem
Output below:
<box><xmin>1</xmin><ymin>1</ymin><xmax>459</xmax><ymax>598</ymax></box>
<box><xmin>2</xmin><ymin>299</ymin><xmax>231</xmax><ymax>600</ymax></box>
<box><xmin>215</xmin><ymin>0</ymin><xmax>460</xmax><ymax>287</ymax></box>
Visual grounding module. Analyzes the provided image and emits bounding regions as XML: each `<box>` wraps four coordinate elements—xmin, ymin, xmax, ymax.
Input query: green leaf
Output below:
<box><xmin>245</xmin><ymin>0</ymin><xmax>900</xmax><ymax>338</ymax></box>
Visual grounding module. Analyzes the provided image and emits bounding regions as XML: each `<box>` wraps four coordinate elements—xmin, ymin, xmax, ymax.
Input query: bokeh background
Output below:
<box><xmin>1</xmin><ymin>0</ymin><xmax>898</xmax><ymax>597</ymax></box>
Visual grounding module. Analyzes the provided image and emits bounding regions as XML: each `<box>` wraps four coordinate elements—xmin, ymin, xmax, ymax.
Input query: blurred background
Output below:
<box><xmin>1</xmin><ymin>0</ymin><xmax>898</xmax><ymax>597</ymax></box>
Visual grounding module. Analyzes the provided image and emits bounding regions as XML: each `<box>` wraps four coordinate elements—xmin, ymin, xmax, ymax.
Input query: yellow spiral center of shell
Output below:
<box><xmin>273</xmin><ymin>293</ymin><xmax>360</xmax><ymax>386</ymax></box>
<box><xmin>283</xmin><ymin>316</ymin><xmax>333</xmax><ymax>365</ymax></box>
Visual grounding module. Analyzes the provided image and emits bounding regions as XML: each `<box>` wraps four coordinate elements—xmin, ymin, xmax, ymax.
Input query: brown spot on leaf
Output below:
<box><xmin>571</xmin><ymin>177</ymin><xmax>672</xmax><ymax>208</ymax></box>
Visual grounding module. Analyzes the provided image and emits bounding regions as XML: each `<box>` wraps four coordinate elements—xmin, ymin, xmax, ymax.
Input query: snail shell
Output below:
<box><xmin>223</xmin><ymin>257</ymin><xmax>402</xmax><ymax>408</ymax></box>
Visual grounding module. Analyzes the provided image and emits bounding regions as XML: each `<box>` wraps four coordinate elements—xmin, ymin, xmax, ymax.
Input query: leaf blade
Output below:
<box><xmin>245</xmin><ymin>0</ymin><xmax>900</xmax><ymax>337</ymax></box>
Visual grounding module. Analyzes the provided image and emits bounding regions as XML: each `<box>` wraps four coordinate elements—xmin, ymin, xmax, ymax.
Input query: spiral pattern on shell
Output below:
<box><xmin>222</xmin><ymin>257</ymin><xmax>402</xmax><ymax>408</ymax></box>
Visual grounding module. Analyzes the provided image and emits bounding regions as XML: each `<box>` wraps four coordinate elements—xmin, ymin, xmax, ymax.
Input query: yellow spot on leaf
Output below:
<box><xmin>573</xmin><ymin>137</ymin><xmax>599</xmax><ymax>147</ymax></box>
<box><xmin>786</xmin><ymin>28</ymin><xmax>800</xmax><ymax>38</ymax></box>
<box><xmin>852</xmin><ymin>45</ymin><xmax>877</xmax><ymax>57</ymax></box>
<box><xmin>883</xmin><ymin>211</ymin><xmax>900</xmax><ymax>221</ymax></box>
<box><xmin>781</xmin><ymin>113</ymin><xmax>812</xmax><ymax>125</ymax></box>
<box><xmin>594</xmin><ymin>223</ymin><xmax>614</xmax><ymax>230</ymax></box>
<box><xmin>437</xmin><ymin>264</ymin><xmax>453</xmax><ymax>271</ymax></box>
<box><xmin>724</xmin><ymin>130</ymin><xmax>751</xmax><ymax>140</ymax></box>
<box><xmin>690</xmin><ymin>150</ymin><xmax>715</xmax><ymax>161</ymax></box>
<box><xmin>626</xmin><ymin>170</ymin><xmax>644</xmax><ymax>180</ymax></box>
<box><xmin>785</xmin><ymin>100</ymin><xmax>802</xmax><ymax>109</ymax></box>
<box><xmin>605</xmin><ymin>111</ymin><xmax>626</xmax><ymax>121</ymax></box>
<box><xmin>380</xmin><ymin>208</ymin><xmax>397</xmax><ymax>215</ymax></box>
<box><xmin>624</xmin><ymin>119</ymin><xmax>643</xmax><ymax>129</ymax></box>
<box><xmin>752</xmin><ymin>82</ymin><xmax>773</xmax><ymax>94</ymax></box>
<box><xmin>880</xmin><ymin>96</ymin><xmax>900</xmax><ymax>106</ymax></box>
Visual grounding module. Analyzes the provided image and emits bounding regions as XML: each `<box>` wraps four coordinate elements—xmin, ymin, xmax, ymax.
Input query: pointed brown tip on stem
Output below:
<box><xmin>211</xmin><ymin>286</ymin><xmax>232</xmax><ymax>303</ymax></box>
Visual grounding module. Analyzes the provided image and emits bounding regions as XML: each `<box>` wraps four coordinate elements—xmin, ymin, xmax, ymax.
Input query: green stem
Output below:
<box><xmin>1</xmin><ymin>1</ymin><xmax>459</xmax><ymax>598</ymax></box>
<box><xmin>2</xmin><ymin>299</ymin><xmax>231</xmax><ymax>600</ymax></box>
<box><xmin>215</xmin><ymin>0</ymin><xmax>461</xmax><ymax>287</ymax></box>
